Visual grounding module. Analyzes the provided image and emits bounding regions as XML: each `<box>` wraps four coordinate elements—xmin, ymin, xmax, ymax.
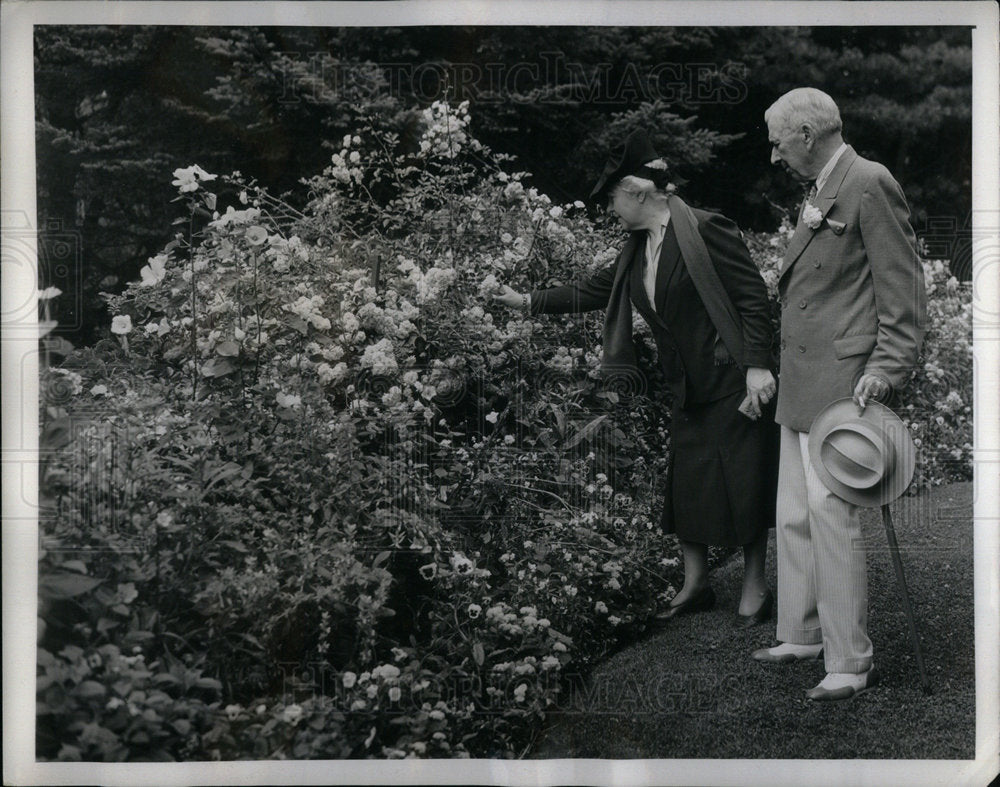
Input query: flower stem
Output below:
<box><xmin>189</xmin><ymin>209</ymin><xmax>198</xmax><ymax>400</ymax></box>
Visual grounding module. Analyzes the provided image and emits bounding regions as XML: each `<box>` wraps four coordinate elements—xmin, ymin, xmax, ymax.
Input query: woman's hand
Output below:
<box><xmin>493</xmin><ymin>284</ymin><xmax>526</xmax><ymax>310</ymax></box>
<box><xmin>744</xmin><ymin>367</ymin><xmax>777</xmax><ymax>419</ymax></box>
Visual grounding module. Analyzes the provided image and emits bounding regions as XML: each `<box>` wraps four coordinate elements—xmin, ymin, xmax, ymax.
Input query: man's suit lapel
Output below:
<box><xmin>779</xmin><ymin>145</ymin><xmax>858</xmax><ymax>282</ymax></box>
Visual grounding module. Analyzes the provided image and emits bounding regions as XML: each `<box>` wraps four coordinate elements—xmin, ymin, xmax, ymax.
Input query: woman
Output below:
<box><xmin>494</xmin><ymin>129</ymin><xmax>779</xmax><ymax>625</ymax></box>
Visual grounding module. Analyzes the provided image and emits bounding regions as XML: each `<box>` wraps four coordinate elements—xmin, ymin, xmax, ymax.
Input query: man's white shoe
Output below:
<box><xmin>806</xmin><ymin>667</ymin><xmax>880</xmax><ymax>701</ymax></box>
<box><xmin>751</xmin><ymin>642</ymin><xmax>824</xmax><ymax>663</ymax></box>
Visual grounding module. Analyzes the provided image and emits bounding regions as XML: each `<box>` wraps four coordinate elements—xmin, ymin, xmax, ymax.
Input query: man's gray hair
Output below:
<box><xmin>765</xmin><ymin>87</ymin><xmax>843</xmax><ymax>138</ymax></box>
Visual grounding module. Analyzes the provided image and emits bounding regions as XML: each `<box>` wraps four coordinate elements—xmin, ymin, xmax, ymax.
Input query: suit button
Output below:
<box><xmin>799</xmin><ymin>300</ymin><xmax>807</xmax><ymax>309</ymax></box>
<box><xmin>813</xmin><ymin>261</ymin><xmax>821</xmax><ymax>268</ymax></box>
<box><xmin>798</xmin><ymin>344</ymin><xmax>806</xmax><ymax>353</ymax></box>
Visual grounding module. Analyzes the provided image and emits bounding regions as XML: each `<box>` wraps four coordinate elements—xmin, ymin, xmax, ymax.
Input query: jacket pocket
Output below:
<box><xmin>713</xmin><ymin>332</ymin><xmax>735</xmax><ymax>366</ymax></box>
<box><xmin>833</xmin><ymin>333</ymin><xmax>877</xmax><ymax>359</ymax></box>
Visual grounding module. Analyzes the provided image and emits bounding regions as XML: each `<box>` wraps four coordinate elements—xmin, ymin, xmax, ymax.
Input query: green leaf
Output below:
<box><xmin>195</xmin><ymin>677</ymin><xmax>223</xmax><ymax>691</ymax></box>
<box><xmin>203</xmin><ymin>462</ymin><xmax>244</xmax><ymax>490</ymax></box>
<box><xmin>39</xmin><ymin>572</ymin><xmax>103</xmax><ymax>600</ymax></box>
<box><xmin>97</xmin><ymin>617</ymin><xmax>119</xmax><ymax>633</ymax></box>
<box><xmin>472</xmin><ymin>642</ymin><xmax>485</xmax><ymax>666</ymax></box>
<box><xmin>563</xmin><ymin>414</ymin><xmax>608</xmax><ymax>449</ymax></box>
<box><xmin>40</xmin><ymin>417</ymin><xmax>73</xmax><ymax>451</ymax></box>
<box><xmin>286</xmin><ymin>315</ymin><xmax>309</xmax><ymax>334</ymax></box>
<box><xmin>76</xmin><ymin>680</ymin><xmax>106</xmax><ymax>698</ymax></box>
<box><xmin>219</xmin><ymin>539</ymin><xmax>250</xmax><ymax>553</ymax></box>
<box><xmin>215</xmin><ymin>340</ymin><xmax>240</xmax><ymax>357</ymax></box>
<box><xmin>201</xmin><ymin>358</ymin><xmax>237</xmax><ymax>377</ymax></box>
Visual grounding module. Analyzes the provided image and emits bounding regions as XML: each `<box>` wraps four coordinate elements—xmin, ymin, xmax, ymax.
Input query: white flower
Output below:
<box><xmin>139</xmin><ymin>254</ymin><xmax>168</xmax><ymax>287</ymax></box>
<box><xmin>802</xmin><ymin>203</ymin><xmax>824</xmax><ymax>230</ymax></box>
<box><xmin>388</xmin><ymin>686</ymin><xmax>402</xmax><ymax>702</ymax></box>
<box><xmin>275</xmin><ymin>392</ymin><xmax>301</xmax><ymax>409</ymax></box>
<box><xmin>209</xmin><ymin>205</ymin><xmax>261</xmax><ymax>229</ymax></box>
<box><xmin>110</xmin><ymin>315</ymin><xmax>132</xmax><ymax>335</ymax></box>
<box><xmin>594</xmin><ymin>601</ymin><xmax>608</xmax><ymax>614</ymax></box>
<box><xmin>245</xmin><ymin>226</ymin><xmax>268</xmax><ymax>246</ymax></box>
<box><xmin>280</xmin><ymin>703</ymin><xmax>304</xmax><ymax>724</ymax></box>
<box><xmin>225</xmin><ymin>704</ymin><xmax>243</xmax><ymax>721</ymax></box>
<box><xmin>372</xmin><ymin>663</ymin><xmax>401</xmax><ymax>681</ymax></box>
<box><xmin>38</xmin><ymin>286</ymin><xmax>62</xmax><ymax>300</ymax></box>
<box><xmin>479</xmin><ymin>274</ymin><xmax>501</xmax><ymax>296</ymax></box>
<box><xmin>513</xmin><ymin>684</ymin><xmax>528</xmax><ymax>703</ymax></box>
<box><xmin>485</xmin><ymin>411</ymin><xmax>499</xmax><ymax>424</ymax></box>
<box><xmin>342</xmin><ymin>671</ymin><xmax>357</xmax><ymax>688</ymax></box>
<box><xmin>90</xmin><ymin>384</ymin><xmax>108</xmax><ymax>397</ymax></box>
<box><xmin>171</xmin><ymin>164</ymin><xmax>217</xmax><ymax>193</ymax></box>
<box><xmin>341</xmin><ymin>312</ymin><xmax>361</xmax><ymax>333</ymax></box>
<box><xmin>449</xmin><ymin>553</ymin><xmax>474</xmax><ymax>574</ymax></box>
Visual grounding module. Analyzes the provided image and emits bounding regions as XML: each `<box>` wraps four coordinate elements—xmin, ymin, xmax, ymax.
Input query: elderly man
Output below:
<box><xmin>753</xmin><ymin>88</ymin><xmax>926</xmax><ymax>700</ymax></box>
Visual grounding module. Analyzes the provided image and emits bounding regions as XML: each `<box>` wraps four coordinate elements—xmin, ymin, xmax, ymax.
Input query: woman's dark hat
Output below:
<box><xmin>589</xmin><ymin>128</ymin><xmax>668</xmax><ymax>201</ymax></box>
<box><xmin>807</xmin><ymin>398</ymin><xmax>916</xmax><ymax>507</ymax></box>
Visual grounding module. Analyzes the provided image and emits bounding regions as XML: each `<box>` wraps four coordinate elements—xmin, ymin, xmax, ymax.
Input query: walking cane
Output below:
<box><xmin>881</xmin><ymin>503</ymin><xmax>933</xmax><ymax>695</ymax></box>
<box><xmin>809</xmin><ymin>398</ymin><xmax>932</xmax><ymax>696</ymax></box>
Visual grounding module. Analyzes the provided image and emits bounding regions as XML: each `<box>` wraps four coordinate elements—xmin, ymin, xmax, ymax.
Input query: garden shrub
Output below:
<box><xmin>37</xmin><ymin>101</ymin><xmax>971</xmax><ymax>760</ymax></box>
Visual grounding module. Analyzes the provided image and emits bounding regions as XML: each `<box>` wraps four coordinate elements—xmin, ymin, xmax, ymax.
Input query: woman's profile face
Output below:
<box><xmin>607</xmin><ymin>184</ymin><xmax>642</xmax><ymax>229</ymax></box>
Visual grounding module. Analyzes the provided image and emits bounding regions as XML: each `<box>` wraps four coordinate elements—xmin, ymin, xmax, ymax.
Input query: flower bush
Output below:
<box><xmin>37</xmin><ymin>101</ymin><xmax>970</xmax><ymax>760</ymax></box>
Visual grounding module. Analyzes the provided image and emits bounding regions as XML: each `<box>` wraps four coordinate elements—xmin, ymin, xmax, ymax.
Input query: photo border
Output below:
<box><xmin>4</xmin><ymin>2</ymin><xmax>998</xmax><ymax>785</ymax></box>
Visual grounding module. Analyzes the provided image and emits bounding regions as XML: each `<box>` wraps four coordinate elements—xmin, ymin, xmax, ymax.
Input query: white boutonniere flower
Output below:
<box><xmin>802</xmin><ymin>203</ymin><xmax>824</xmax><ymax>230</ymax></box>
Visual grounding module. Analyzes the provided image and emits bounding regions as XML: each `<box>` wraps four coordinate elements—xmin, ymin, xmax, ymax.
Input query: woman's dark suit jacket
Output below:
<box><xmin>527</xmin><ymin>205</ymin><xmax>778</xmax><ymax>546</ymax></box>
<box><xmin>529</xmin><ymin>208</ymin><xmax>773</xmax><ymax>408</ymax></box>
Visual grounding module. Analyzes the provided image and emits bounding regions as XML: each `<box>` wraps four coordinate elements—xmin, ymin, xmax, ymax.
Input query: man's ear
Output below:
<box><xmin>636</xmin><ymin>191</ymin><xmax>647</xmax><ymax>204</ymax></box>
<box><xmin>801</xmin><ymin>123</ymin><xmax>816</xmax><ymax>150</ymax></box>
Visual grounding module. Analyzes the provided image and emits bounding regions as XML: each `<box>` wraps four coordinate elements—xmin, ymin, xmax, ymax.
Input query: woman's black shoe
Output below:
<box><xmin>735</xmin><ymin>589</ymin><xmax>774</xmax><ymax>628</ymax></box>
<box><xmin>654</xmin><ymin>585</ymin><xmax>716</xmax><ymax>621</ymax></box>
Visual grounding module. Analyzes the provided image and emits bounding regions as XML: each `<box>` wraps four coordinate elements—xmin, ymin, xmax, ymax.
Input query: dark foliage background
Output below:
<box><xmin>34</xmin><ymin>25</ymin><xmax>972</xmax><ymax>345</ymax></box>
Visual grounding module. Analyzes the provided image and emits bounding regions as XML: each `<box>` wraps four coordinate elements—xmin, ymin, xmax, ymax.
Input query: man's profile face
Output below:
<box><xmin>768</xmin><ymin>114</ymin><xmax>813</xmax><ymax>182</ymax></box>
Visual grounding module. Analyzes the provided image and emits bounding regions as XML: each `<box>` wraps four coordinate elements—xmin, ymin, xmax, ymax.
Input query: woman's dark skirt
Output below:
<box><xmin>661</xmin><ymin>388</ymin><xmax>779</xmax><ymax>547</ymax></box>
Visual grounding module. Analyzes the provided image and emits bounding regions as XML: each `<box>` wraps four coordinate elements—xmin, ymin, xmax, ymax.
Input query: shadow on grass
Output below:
<box><xmin>530</xmin><ymin>482</ymin><xmax>975</xmax><ymax>760</ymax></box>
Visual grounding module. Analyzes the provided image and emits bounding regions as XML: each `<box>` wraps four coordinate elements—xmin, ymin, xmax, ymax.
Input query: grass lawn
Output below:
<box><xmin>531</xmin><ymin>482</ymin><xmax>975</xmax><ymax>760</ymax></box>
